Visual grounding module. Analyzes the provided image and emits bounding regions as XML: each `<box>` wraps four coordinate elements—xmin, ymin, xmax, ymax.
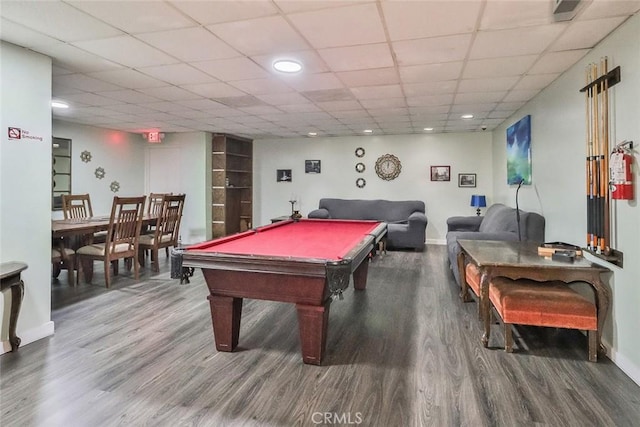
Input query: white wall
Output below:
<box><xmin>254</xmin><ymin>132</ymin><xmax>493</xmax><ymax>242</ymax></box>
<box><xmin>51</xmin><ymin>120</ymin><xmax>146</xmax><ymax>218</ymax></box>
<box><xmin>0</xmin><ymin>42</ymin><xmax>54</xmax><ymax>352</ymax></box>
<box><xmin>144</xmin><ymin>132</ymin><xmax>210</xmax><ymax>244</ymax></box>
<box><xmin>491</xmin><ymin>14</ymin><xmax>640</xmax><ymax>384</ymax></box>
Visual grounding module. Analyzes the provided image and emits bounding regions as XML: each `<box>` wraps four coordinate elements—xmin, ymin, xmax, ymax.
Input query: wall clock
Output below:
<box><xmin>356</xmin><ymin>178</ymin><xmax>366</xmax><ymax>188</ymax></box>
<box><xmin>355</xmin><ymin>147</ymin><xmax>365</xmax><ymax>158</ymax></box>
<box><xmin>355</xmin><ymin>162</ymin><xmax>365</xmax><ymax>173</ymax></box>
<box><xmin>375</xmin><ymin>154</ymin><xmax>402</xmax><ymax>180</ymax></box>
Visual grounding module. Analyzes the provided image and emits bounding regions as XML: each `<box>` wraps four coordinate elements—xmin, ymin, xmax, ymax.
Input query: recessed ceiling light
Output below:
<box><xmin>423</xmin><ymin>127</ymin><xmax>434</xmax><ymax>131</ymax></box>
<box><xmin>461</xmin><ymin>114</ymin><xmax>474</xmax><ymax>119</ymax></box>
<box><xmin>307</xmin><ymin>132</ymin><xmax>317</xmax><ymax>137</ymax></box>
<box><xmin>51</xmin><ymin>101</ymin><xmax>69</xmax><ymax>109</ymax></box>
<box><xmin>363</xmin><ymin>129</ymin><xmax>373</xmax><ymax>134</ymax></box>
<box><xmin>273</xmin><ymin>60</ymin><xmax>302</xmax><ymax>73</ymax></box>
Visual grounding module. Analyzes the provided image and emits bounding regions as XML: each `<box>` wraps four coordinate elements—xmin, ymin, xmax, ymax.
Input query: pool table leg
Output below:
<box><xmin>296</xmin><ymin>299</ymin><xmax>332</xmax><ymax>365</ymax></box>
<box><xmin>207</xmin><ymin>294</ymin><xmax>243</xmax><ymax>352</ymax></box>
<box><xmin>352</xmin><ymin>258</ymin><xmax>370</xmax><ymax>290</ymax></box>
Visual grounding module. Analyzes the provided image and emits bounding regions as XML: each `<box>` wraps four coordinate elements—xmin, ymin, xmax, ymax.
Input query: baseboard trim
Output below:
<box><xmin>0</xmin><ymin>321</ymin><xmax>54</xmax><ymax>355</ymax></box>
<box><xmin>606</xmin><ymin>345</ymin><xmax>640</xmax><ymax>387</ymax></box>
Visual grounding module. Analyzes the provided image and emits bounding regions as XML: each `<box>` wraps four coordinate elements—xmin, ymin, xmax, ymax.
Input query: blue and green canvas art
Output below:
<box><xmin>506</xmin><ymin>115</ymin><xmax>532</xmax><ymax>185</ymax></box>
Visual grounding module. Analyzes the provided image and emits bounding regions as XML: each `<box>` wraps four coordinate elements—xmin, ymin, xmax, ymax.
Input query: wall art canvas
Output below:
<box><xmin>506</xmin><ymin>115</ymin><xmax>532</xmax><ymax>185</ymax></box>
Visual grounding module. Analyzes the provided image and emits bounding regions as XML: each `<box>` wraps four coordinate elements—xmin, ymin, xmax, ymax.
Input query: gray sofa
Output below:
<box><xmin>308</xmin><ymin>198</ymin><xmax>427</xmax><ymax>251</ymax></box>
<box><xmin>446</xmin><ymin>203</ymin><xmax>545</xmax><ymax>286</ymax></box>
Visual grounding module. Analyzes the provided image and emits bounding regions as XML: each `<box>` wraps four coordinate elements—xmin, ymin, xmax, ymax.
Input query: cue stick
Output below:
<box><xmin>585</xmin><ymin>66</ymin><xmax>592</xmax><ymax>249</ymax></box>
<box><xmin>602</xmin><ymin>57</ymin><xmax>611</xmax><ymax>253</ymax></box>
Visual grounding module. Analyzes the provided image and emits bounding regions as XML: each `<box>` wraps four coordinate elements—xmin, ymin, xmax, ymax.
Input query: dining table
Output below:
<box><xmin>52</xmin><ymin>214</ymin><xmax>158</xmax><ymax>282</ymax></box>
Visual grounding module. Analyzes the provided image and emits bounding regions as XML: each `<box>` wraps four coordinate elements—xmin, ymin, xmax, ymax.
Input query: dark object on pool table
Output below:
<box><xmin>182</xmin><ymin>218</ymin><xmax>387</xmax><ymax>365</ymax></box>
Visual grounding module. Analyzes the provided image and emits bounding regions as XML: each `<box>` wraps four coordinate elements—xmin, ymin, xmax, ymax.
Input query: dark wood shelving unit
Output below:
<box><xmin>211</xmin><ymin>134</ymin><xmax>253</xmax><ymax>239</ymax></box>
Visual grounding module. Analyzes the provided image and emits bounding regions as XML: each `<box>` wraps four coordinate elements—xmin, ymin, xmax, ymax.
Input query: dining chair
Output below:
<box><xmin>147</xmin><ymin>192</ymin><xmax>171</xmax><ymax>216</ymax></box>
<box><xmin>61</xmin><ymin>194</ymin><xmax>94</xmax><ymax>219</ymax></box>
<box><xmin>52</xmin><ymin>239</ymin><xmax>75</xmax><ymax>286</ymax></box>
<box><xmin>76</xmin><ymin>196</ymin><xmax>146</xmax><ymax>288</ymax></box>
<box><xmin>138</xmin><ymin>194</ymin><xmax>185</xmax><ymax>272</ymax></box>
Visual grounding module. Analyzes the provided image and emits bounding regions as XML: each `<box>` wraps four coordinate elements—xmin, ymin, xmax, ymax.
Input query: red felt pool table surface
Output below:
<box><xmin>187</xmin><ymin>219</ymin><xmax>381</xmax><ymax>260</ymax></box>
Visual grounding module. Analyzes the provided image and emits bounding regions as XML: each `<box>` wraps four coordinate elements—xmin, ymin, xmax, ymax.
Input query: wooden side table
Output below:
<box><xmin>1</xmin><ymin>262</ymin><xmax>28</xmax><ymax>352</ymax></box>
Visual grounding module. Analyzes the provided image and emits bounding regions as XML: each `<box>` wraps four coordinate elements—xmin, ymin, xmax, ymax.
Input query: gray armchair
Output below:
<box><xmin>446</xmin><ymin>203</ymin><xmax>545</xmax><ymax>286</ymax></box>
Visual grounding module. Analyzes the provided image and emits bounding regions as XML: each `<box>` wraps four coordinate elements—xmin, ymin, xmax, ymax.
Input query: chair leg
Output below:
<box><xmin>505</xmin><ymin>323</ymin><xmax>514</xmax><ymax>353</ymax></box>
<box><xmin>104</xmin><ymin>259</ymin><xmax>111</xmax><ymax>288</ymax></box>
<box><xmin>133</xmin><ymin>254</ymin><xmax>140</xmax><ymax>280</ymax></box>
<box><xmin>152</xmin><ymin>249</ymin><xmax>159</xmax><ymax>272</ymax></box>
<box><xmin>588</xmin><ymin>330</ymin><xmax>597</xmax><ymax>362</ymax></box>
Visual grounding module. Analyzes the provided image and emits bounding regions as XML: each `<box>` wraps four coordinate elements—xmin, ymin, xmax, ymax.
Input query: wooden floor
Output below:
<box><xmin>2</xmin><ymin>245</ymin><xmax>639</xmax><ymax>426</ymax></box>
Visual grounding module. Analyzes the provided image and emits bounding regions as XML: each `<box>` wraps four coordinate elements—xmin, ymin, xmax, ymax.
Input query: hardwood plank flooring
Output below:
<box><xmin>2</xmin><ymin>246</ymin><xmax>639</xmax><ymax>426</ymax></box>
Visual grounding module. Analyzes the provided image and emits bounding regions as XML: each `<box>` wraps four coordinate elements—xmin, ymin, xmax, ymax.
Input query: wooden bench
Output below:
<box><xmin>489</xmin><ymin>277</ymin><xmax>598</xmax><ymax>361</ymax></box>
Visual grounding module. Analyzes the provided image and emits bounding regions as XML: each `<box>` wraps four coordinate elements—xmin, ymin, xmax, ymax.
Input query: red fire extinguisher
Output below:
<box><xmin>610</xmin><ymin>141</ymin><xmax>634</xmax><ymax>200</ymax></box>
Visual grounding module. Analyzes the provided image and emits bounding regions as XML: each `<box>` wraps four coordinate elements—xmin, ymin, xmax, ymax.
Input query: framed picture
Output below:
<box><xmin>277</xmin><ymin>169</ymin><xmax>292</xmax><ymax>182</ymax></box>
<box><xmin>430</xmin><ymin>165</ymin><xmax>450</xmax><ymax>181</ymax></box>
<box><xmin>458</xmin><ymin>173</ymin><xmax>476</xmax><ymax>187</ymax></box>
<box><xmin>506</xmin><ymin>115</ymin><xmax>532</xmax><ymax>185</ymax></box>
<box><xmin>305</xmin><ymin>160</ymin><xmax>321</xmax><ymax>174</ymax></box>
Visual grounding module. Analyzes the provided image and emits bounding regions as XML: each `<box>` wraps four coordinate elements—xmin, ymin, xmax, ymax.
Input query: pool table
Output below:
<box><xmin>182</xmin><ymin>218</ymin><xmax>387</xmax><ymax>365</ymax></box>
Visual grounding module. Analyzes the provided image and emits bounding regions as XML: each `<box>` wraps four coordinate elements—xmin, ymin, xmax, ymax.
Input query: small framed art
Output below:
<box><xmin>430</xmin><ymin>165</ymin><xmax>450</xmax><ymax>181</ymax></box>
<box><xmin>458</xmin><ymin>173</ymin><xmax>476</xmax><ymax>188</ymax></box>
<box><xmin>305</xmin><ymin>160</ymin><xmax>321</xmax><ymax>174</ymax></box>
<box><xmin>277</xmin><ymin>169</ymin><xmax>292</xmax><ymax>182</ymax></box>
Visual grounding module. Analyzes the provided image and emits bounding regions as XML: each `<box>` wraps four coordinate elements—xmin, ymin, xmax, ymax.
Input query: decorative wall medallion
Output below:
<box><xmin>110</xmin><ymin>181</ymin><xmax>120</xmax><ymax>193</ymax></box>
<box><xmin>94</xmin><ymin>167</ymin><xmax>105</xmax><ymax>179</ymax></box>
<box><xmin>355</xmin><ymin>147</ymin><xmax>365</xmax><ymax>158</ymax></box>
<box><xmin>355</xmin><ymin>162</ymin><xmax>365</xmax><ymax>173</ymax></box>
<box><xmin>356</xmin><ymin>178</ymin><xmax>366</xmax><ymax>188</ymax></box>
<box><xmin>375</xmin><ymin>154</ymin><xmax>402</xmax><ymax>181</ymax></box>
<box><xmin>80</xmin><ymin>150</ymin><xmax>92</xmax><ymax>163</ymax></box>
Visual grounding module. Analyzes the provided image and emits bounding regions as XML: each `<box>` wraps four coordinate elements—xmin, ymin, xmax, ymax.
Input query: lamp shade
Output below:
<box><xmin>470</xmin><ymin>195</ymin><xmax>487</xmax><ymax>208</ymax></box>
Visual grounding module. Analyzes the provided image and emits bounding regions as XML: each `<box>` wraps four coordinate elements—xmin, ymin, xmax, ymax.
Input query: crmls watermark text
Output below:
<box><xmin>311</xmin><ymin>412</ymin><xmax>363</xmax><ymax>425</ymax></box>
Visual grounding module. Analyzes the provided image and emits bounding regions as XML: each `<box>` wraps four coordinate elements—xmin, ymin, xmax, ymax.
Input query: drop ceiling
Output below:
<box><xmin>1</xmin><ymin>0</ymin><xmax>638</xmax><ymax>139</ymax></box>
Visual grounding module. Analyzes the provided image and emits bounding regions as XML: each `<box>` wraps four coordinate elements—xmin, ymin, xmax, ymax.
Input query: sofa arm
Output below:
<box><xmin>308</xmin><ymin>208</ymin><xmax>330</xmax><ymax>219</ymax></box>
<box><xmin>450</xmin><ymin>231</ymin><xmax>520</xmax><ymax>242</ymax></box>
<box><xmin>447</xmin><ymin>216</ymin><xmax>483</xmax><ymax>232</ymax></box>
<box><xmin>407</xmin><ymin>211</ymin><xmax>427</xmax><ymax>228</ymax></box>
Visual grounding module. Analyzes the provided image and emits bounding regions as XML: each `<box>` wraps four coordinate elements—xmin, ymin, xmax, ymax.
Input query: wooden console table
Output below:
<box><xmin>457</xmin><ymin>240</ymin><xmax>611</xmax><ymax>359</ymax></box>
<box><xmin>1</xmin><ymin>262</ymin><xmax>28</xmax><ymax>352</ymax></box>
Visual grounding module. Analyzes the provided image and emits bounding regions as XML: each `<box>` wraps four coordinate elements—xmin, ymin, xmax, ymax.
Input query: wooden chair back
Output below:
<box><xmin>147</xmin><ymin>192</ymin><xmax>172</xmax><ymax>216</ymax></box>
<box><xmin>157</xmin><ymin>194</ymin><xmax>185</xmax><ymax>246</ymax></box>
<box><xmin>105</xmin><ymin>196</ymin><xmax>146</xmax><ymax>256</ymax></box>
<box><xmin>62</xmin><ymin>194</ymin><xmax>94</xmax><ymax>219</ymax></box>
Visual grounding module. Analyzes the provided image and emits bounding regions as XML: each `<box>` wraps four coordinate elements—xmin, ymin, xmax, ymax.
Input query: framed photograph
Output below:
<box><xmin>430</xmin><ymin>165</ymin><xmax>450</xmax><ymax>181</ymax></box>
<box><xmin>277</xmin><ymin>169</ymin><xmax>292</xmax><ymax>182</ymax></box>
<box><xmin>458</xmin><ymin>173</ymin><xmax>476</xmax><ymax>187</ymax></box>
<box><xmin>305</xmin><ymin>160</ymin><xmax>321</xmax><ymax>174</ymax></box>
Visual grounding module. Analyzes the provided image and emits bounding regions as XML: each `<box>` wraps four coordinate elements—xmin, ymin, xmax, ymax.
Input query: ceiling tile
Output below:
<box><xmin>137</xmin><ymin>27</ymin><xmax>240</xmax><ymax>62</ymax></box>
<box><xmin>33</xmin><ymin>42</ymin><xmax>124</xmax><ymax>73</ymax></box>
<box><xmin>69</xmin><ymin>1</ymin><xmax>196</xmax><ymax>34</ymax></box>
<box><xmin>73</xmin><ymin>35</ymin><xmax>179</xmax><ymax>68</ymax></box>
<box><xmin>55</xmin><ymin>74</ymin><xmax>123</xmax><ymax>92</ymax></box>
<box><xmin>457</xmin><ymin>77</ymin><xmax>520</xmax><ymax>93</ymax></box>
<box><xmin>399</xmin><ymin>62</ymin><xmax>463</xmax><ymax>84</ymax></box>
<box><xmin>512</xmin><ymin>74</ymin><xmax>559</xmax><ymax>91</ymax></box>
<box><xmin>403</xmin><ymin>81</ymin><xmax>457</xmax><ymax>96</ymax></box>
<box><xmin>87</xmin><ymin>69</ymin><xmax>167</xmax><ymax>89</ymax></box>
<box><xmin>393</xmin><ymin>34</ymin><xmax>473</xmax><ymax>66</ymax></box>
<box><xmin>407</xmin><ymin>94</ymin><xmax>455</xmax><ymax>107</ymax></box>
<box><xmin>318</xmin><ymin>43</ymin><xmax>394</xmax><ymax>72</ymax></box>
<box><xmin>138</xmin><ymin>64</ymin><xmax>217</xmax><ymax>85</ymax></box>
<box><xmin>256</xmin><ymin>92</ymin><xmax>310</xmax><ymax>106</ymax></box>
<box><xmin>0</xmin><ymin>19</ymin><xmax>61</xmax><ymax>48</ymax></box>
<box><xmin>137</xmin><ymin>86</ymin><xmax>203</xmax><ymax>102</ymax></box>
<box><xmin>63</xmin><ymin>92</ymin><xmax>126</xmax><ymax>107</ymax></box>
<box><xmin>480</xmin><ymin>1</ymin><xmax>554</xmax><ymax>30</ymax></box>
<box><xmin>170</xmin><ymin>0</ymin><xmax>279</xmax><ymax>25</ymax></box>
<box><xmin>181</xmin><ymin>82</ymin><xmax>247</xmax><ymax>98</ymax></box>
<box><xmin>96</xmin><ymin>90</ymin><xmax>162</xmax><ymax>104</ymax></box>
<box><xmin>383</xmin><ymin>1</ymin><xmax>481</xmax><ymax>41</ymax></box>
<box><xmin>301</xmin><ymin>88</ymin><xmax>353</xmax><ymax>102</ymax></box>
<box><xmin>578</xmin><ymin>1</ymin><xmax>640</xmax><ymax>20</ymax></box>
<box><xmin>454</xmin><ymin>92</ymin><xmax>506</xmax><ymax>104</ymax></box>
<box><xmin>317</xmin><ymin>100</ymin><xmax>363</xmax><ymax>111</ymax></box>
<box><xmin>279</xmin><ymin>104</ymin><xmax>323</xmax><ymax>113</ymax></box>
<box><xmin>207</xmin><ymin>15</ymin><xmax>309</xmax><ymax>56</ymax></box>
<box><xmin>350</xmin><ymin>84</ymin><xmax>403</xmax><ymax>100</ymax></box>
<box><xmin>282</xmin><ymin>73</ymin><xmax>344</xmax><ymax>91</ymax></box>
<box><xmin>550</xmin><ymin>16</ymin><xmax>627</xmax><ymax>51</ymax></box>
<box><xmin>140</xmin><ymin>101</ymin><xmax>198</xmax><ymax>112</ymax></box>
<box><xmin>463</xmin><ymin>55</ymin><xmax>538</xmax><ymax>79</ymax></box>
<box><xmin>251</xmin><ymin>50</ymin><xmax>330</xmax><ymax>74</ymax></box>
<box><xmin>502</xmin><ymin>89</ymin><xmax>540</xmax><ymax>103</ymax></box>
<box><xmin>528</xmin><ymin>50</ymin><xmax>589</xmax><ymax>74</ymax></box>
<box><xmin>450</xmin><ymin>103</ymin><xmax>497</xmax><ymax>114</ymax></box>
<box><xmin>192</xmin><ymin>57</ymin><xmax>270</xmax><ymax>81</ymax></box>
<box><xmin>361</xmin><ymin>98</ymin><xmax>407</xmax><ymax>109</ymax></box>
<box><xmin>1</xmin><ymin>1</ymin><xmax>123</xmax><ymax>41</ymax></box>
<box><xmin>470</xmin><ymin>24</ymin><xmax>567</xmax><ymax>59</ymax></box>
<box><xmin>336</xmin><ymin>68</ymin><xmax>399</xmax><ymax>87</ymax></box>
<box><xmin>229</xmin><ymin>78</ymin><xmax>295</xmax><ymax>96</ymax></box>
<box><xmin>288</xmin><ymin>3</ymin><xmax>385</xmax><ymax>48</ymax></box>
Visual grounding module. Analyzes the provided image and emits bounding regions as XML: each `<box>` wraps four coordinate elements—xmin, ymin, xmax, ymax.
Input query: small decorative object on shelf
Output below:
<box><xmin>355</xmin><ymin>147</ymin><xmax>365</xmax><ymax>158</ymax></box>
<box><xmin>225</xmin><ymin>176</ymin><xmax>230</xmax><ymax>187</ymax></box>
<box><xmin>291</xmin><ymin>210</ymin><xmax>302</xmax><ymax>221</ymax></box>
